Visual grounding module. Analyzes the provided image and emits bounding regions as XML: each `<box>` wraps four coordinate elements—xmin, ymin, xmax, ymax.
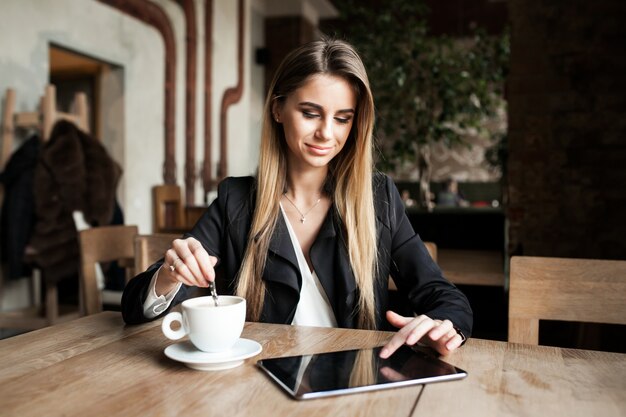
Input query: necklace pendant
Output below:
<box><xmin>300</xmin><ymin>216</ymin><xmax>306</xmax><ymax>223</ymax></box>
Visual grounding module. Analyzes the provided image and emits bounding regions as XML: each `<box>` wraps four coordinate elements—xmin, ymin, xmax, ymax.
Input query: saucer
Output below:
<box><xmin>164</xmin><ymin>338</ymin><xmax>262</xmax><ymax>371</ymax></box>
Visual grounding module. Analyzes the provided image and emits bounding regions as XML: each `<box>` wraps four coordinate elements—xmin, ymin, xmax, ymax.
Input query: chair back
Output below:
<box><xmin>508</xmin><ymin>256</ymin><xmax>626</xmax><ymax>345</ymax></box>
<box><xmin>134</xmin><ymin>233</ymin><xmax>179</xmax><ymax>272</ymax></box>
<box><xmin>78</xmin><ymin>225</ymin><xmax>138</xmax><ymax>316</ymax></box>
<box><xmin>153</xmin><ymin>184</ymin><xmax>185</xmax><ymax>233</ymax></box>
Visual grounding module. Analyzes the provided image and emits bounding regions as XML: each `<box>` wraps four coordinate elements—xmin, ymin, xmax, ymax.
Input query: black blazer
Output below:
<box><xmin>122</xmin><ymin>174</ymin><xmax>472</xmax><ymax>337</ymax></box>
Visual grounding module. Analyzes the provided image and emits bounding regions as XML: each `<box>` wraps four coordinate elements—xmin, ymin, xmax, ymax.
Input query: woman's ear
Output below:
<box><xmin>271</xmin><ymin>100</ymin><xmax>281</xmax><ymax>123</ymax></box>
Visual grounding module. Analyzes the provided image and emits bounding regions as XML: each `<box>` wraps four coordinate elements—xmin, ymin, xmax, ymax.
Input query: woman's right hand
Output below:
<box><xmin>156</xmin><ymin>237</ymin><xmax>218</xmax><ymax>295</ymax></box>
<box><xmin>380</xmin><ymin>311</ymin><xmax>463</xmax><ymax>358</ymax></box>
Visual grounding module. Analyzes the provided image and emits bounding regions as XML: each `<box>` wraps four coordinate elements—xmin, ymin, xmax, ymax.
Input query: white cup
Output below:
<box><xmin>161</xmin><ymin>296</ymin><xmax>246</xmax><ymax>353</ymax></box>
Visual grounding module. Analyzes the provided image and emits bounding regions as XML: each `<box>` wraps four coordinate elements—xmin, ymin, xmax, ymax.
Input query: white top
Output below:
<box><xmin>281</xmin><ymin>205</ymin><xmax>337</xmax><ymax>328</ymax></box>
<box><xmin>142</xmin><ymin>208</ymin><xmax>337</xmax><ymax>328</ymax></box>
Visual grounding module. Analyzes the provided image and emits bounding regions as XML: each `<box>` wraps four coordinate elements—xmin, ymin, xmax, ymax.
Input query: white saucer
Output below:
<box><xmin>164</xmin><ymin>338</ymin><xmax>262</xmax><ymax>371</ymax></box>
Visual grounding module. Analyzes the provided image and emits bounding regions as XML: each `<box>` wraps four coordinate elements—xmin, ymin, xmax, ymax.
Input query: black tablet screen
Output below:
<box><xmin>257</xmin><ymin>345</ymin><xmax>467</xmax><ymax>400</ymax></box>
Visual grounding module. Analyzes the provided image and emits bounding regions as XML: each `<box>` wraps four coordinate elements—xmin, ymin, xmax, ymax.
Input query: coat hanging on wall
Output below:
<box><xmin>0</xmin><ymin>85</ymin><xmax>90</xmax><ymax>281</ymax></box>
<box><xmin>28</xmin><ymin>119</ymin><xmax>122</xmax><ymax>284</ymax></box>
<box><xmin>0</xmin><ymin>135</ymin><xmax>39</xmax><ymax>280</ymax></box>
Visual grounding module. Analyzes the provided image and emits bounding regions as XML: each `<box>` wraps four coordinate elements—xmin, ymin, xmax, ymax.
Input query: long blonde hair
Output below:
<box><xmin>236</xmin><ymin>38</ymin><xmax>378</xmax><ymax>329</ymax></box>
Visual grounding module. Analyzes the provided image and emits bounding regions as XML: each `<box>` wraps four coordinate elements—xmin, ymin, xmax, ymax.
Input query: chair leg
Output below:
<box><xmin>0</xmin><ymin>262</ymin><xmax>4</xmax><ymax>310</ymax></box>
<box><xmin>78</xmin><ymin>273</ymin><xmax>85</xmax><ymax>316</ymax></box>
<box><xmin>31</xmin><ymin>268</ymin><xmax>42</xmax><ymax>307</ymax></box>
<box><xmin>45</xmin><ymin>282</ymin><xmax>59</xmax><ymax>325</ymax></box>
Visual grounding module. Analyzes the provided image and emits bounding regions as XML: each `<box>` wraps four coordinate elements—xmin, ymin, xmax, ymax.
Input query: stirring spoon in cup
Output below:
<box><xmin>209</xmin><ymin>281</ymin><xmax>219</xmax><ymax>306</ymax></box>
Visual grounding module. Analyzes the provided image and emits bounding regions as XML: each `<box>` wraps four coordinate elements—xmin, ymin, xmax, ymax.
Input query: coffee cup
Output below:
<box><xmin>161</xmin><ymin>295</ymin><xmax>246</xmax><ymax>353</ymax></box>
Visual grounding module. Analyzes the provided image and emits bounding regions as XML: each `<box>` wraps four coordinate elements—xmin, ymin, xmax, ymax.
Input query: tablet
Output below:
<box><xmin>257</xmin><ymin>345</ymin><xmax>467</xmax><ymax>400</ymax></box>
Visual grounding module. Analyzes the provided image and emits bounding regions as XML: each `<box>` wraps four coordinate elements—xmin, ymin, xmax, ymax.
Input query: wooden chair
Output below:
<box><xmin>77</xmin><ymin>225</ymin><xmax>138</xmax><ymax>316</ymax></box>
<box><xmin>2</xmin><ymin>85</ymin><xmax>88</xmax><ymax>169</ymax></box>
<box><xmin>134</xmin><ymin>233</ymin><xmax>179</xmax><ymax>272</ymax></box>
<box><xmin>185</xmin><ymin>205</ymin><xmax>208</xmax><ymax>229</ymax></box>
<box><xmin>508</xmin><ymin>256</ymin><xmax>626</xmax><ymax>345</ymax></box>
<box><xmin>152</xmin><ymin>185</ymin><xmax>186</xmax><ymax>233</ymax></box>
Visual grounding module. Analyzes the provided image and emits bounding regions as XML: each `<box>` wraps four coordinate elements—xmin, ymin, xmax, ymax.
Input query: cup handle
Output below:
<box><xmin>162</xmin><ymin>311</ymin><xmax>186</xmax><ymax>340</ymax></box>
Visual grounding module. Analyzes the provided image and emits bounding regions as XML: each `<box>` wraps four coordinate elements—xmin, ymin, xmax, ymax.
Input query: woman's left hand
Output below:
<box><xmin>379</xmin><ymin>311</ymin><xmax>464</xmax><ymax>358</ymax></box>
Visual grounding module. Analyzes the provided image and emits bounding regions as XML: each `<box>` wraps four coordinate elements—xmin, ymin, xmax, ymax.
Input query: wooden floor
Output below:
<box><xmin>438</xmin><ymin>249</ymin><xmax>505</xmax><ymax>287</ymax></box>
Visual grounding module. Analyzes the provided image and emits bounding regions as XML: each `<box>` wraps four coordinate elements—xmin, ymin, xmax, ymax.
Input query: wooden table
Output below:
<box><xmin>0</xmin><ymin>312</ymin><xmax>624</xmax><ymax>417</ymax></box>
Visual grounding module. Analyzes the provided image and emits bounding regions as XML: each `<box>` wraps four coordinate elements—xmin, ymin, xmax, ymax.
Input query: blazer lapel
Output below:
<box><xmin>266</xmin><ymin>212</ymin><xmax>300</xmax><ymax>292</ymax></box>
<box><xmin>310</xmin><ymin>211</ymin><xmax>338</xmax><ymax>312</ymax></box>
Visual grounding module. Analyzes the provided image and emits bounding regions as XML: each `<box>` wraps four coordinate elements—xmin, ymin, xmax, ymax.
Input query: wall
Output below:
<box><xmin>214</xmin><ymin>0</ymin><xmax>254</xmax><ymax>180</ymax></box>
<box><xmin>507</xmin><ymin>0</ymin><xmax>626</xmax><ymax>260</ymax></box>
<box><xmin>0</xmin><ymin>0</ymin><xmax>264</xmax><ymax>228</ymax></box>
<box><xmin>0</xmin><ymin>0</ymin><xmax>264</xmax><ymax>311</ymax></box>
<box><xmin>0</xmin><ymin>0</ymin><xmax>166</xmax><ymax>234</ymax></box>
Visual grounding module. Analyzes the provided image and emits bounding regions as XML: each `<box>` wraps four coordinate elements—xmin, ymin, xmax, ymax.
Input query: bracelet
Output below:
<box><xmin>453</xmin><ymin>326</ymin><xmax>467</xmax><ymax>346</ymax></box>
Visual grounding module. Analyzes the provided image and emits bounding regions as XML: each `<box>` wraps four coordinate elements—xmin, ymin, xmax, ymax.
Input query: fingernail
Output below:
<box><xmin>380</xmin><ymin>348</ymin><xmax>388</xmax><ymax>358</ymax></box>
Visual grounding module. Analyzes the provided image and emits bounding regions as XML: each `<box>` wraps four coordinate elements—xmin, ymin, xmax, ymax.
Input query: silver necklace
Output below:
<box><xmin>282</xmin><ymin>193</ymin><xmax>322</xmax><ymax>223</ymax></box>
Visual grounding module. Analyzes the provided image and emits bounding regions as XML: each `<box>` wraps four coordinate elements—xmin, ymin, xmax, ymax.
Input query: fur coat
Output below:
<box><xmin>29</xmin><ymin>121</ymin><xmax>122</xmax><ymax>283</ymax></box>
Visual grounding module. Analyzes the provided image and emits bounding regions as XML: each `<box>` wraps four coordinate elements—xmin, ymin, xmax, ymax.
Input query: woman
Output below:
<box><xmin>122</xmin><ymin>38</ymin><xmax>472</xmax><ymax>358</ymax></box>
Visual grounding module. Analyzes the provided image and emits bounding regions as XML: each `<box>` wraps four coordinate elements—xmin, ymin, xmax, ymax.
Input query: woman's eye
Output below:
<box><xmin>302</xmin><ymin>111</ymin><xmax>319</xmax><ymax>119</ymax></box>
<box><xmin>335</xmin><ymin>117</ymin><xmax>352</xmax><ymax>124</ymax></box>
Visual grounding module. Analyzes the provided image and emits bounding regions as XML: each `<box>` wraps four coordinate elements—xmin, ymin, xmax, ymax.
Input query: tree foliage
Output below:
<box><xmin>326</xmin><ymin>0</ymin><xmax>510</xmax><ymax>174</ymax></box>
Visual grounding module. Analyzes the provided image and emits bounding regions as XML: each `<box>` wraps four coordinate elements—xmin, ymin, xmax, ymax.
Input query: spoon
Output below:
<box><xmin>209</xmin><ymin>281</ymin><xmax>219</xmax><ymax>307</ymax></box>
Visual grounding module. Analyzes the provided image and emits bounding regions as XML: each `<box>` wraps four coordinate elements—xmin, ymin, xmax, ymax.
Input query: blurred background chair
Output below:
<box><xmin>152</xmin><ymin>184</ymin><xmax>208</xmax><ymax>234</ymax></box>
<box><xmin>77</xmin><ymin>225</ymin><xmax>138</xmax><ymax>316</ymax></box>
<box><xmin>134</xmin><ymin>233</ymin><xmax>178</xmax><ymax>272</ymax></box>
<box><xmin>508</xmin><ymin>256</ymin><xmax>626</xmax><ymax>346</ymax></box>
<box><xmin>152</xmin><ymin>185</ymin><xmax>186</xmax><ymax>233</ymax></box>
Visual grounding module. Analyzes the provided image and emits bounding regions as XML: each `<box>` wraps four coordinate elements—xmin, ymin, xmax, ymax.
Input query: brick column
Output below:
<box><xmin>506</xmin><ymin>0</ymin><xmax>626</xmax><ymax>259</ymax></box>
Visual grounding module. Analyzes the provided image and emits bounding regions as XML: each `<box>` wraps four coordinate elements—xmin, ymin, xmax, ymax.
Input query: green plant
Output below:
<box><xmin>327</xmin><ymin>0</ymin><xmax>510</xmax><ymax>207</ymax></box>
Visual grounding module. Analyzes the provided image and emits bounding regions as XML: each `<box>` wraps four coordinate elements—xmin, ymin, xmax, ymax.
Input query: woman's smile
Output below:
<box><xmin>305</xmin><ymin>143</ymin><xmax>334</xmax><ymax>156</ymax></box>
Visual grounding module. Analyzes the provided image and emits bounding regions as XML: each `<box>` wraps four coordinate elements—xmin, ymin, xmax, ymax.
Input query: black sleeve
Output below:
<box><xmin>386</xmin><ymin>176</ymin><xmax>473</xmax><ymax>338</ymax></box>
<box><xmin>121</xmin><ymin>178</ymin><xmax>232</xmax><ymax>325</ymax></box>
